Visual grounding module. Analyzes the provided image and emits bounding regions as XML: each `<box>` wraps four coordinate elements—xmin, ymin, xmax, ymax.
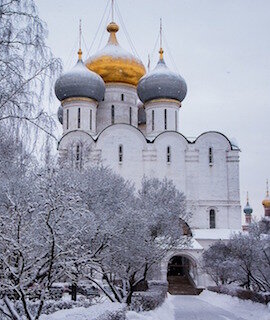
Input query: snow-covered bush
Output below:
<box><xmin>130</xmin><ymin>282</ymin><xmax>168</xmax><ymax>312</ymax></box>
<box><xmin>203</xmin><ymin>220</ymin><xmax>270</xmax><ymax>293</ymax></box>
<box><xmin>208</xmin><ymin>285</ymin><xmax>270</xmax><ymax>304</ymax></box>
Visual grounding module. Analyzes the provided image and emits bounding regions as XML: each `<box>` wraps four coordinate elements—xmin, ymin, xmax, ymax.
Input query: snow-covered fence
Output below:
<box><xmin>130</xmin><ymin>281</ymin><xmax>168</xmax><ymax>312</ymax></box>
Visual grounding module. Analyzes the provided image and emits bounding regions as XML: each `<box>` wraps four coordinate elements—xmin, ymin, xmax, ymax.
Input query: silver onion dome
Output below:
<box><xmin>137</xmin><ymin>58</ymin><xmax>187</xmax><ymax>103</ymax></box>
<box><xmin>244</xmin><ymin>202</ymin><xmax>253</xmax><ymax>215</ymax></box>
<box><xmin>55</xmin><ymin>59</ymin><xmax>105</xmax><ymax>102</ymax></box>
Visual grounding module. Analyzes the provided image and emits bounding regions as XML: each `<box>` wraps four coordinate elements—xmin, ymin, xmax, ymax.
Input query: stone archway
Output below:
<box><xmin>167</xmin><ymin>255</ymin><xmax>196</xmax><ymax>295</ymax></box>
<box><xmin>162</xmin><ymin>252</ymin><xmax>202</xmax><ymax>295</ymax></box>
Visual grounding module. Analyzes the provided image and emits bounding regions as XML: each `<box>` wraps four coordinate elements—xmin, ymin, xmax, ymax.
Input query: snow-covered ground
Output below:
<box><xmin>127</xmin><ymin>291</ymin><xmax>270</xmax><ymax>320</ymax></box>
<box><xmin>40</xmin><ymin>302</ymin><xmax>123</xmax><ymax>320</ymax></box>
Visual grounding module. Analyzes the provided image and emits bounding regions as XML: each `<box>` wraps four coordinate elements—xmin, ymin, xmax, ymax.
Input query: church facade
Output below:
<box><xmin>55</xmin><ymin>19</ymin><xmax>242</xmax><ymax>289</ymax></box>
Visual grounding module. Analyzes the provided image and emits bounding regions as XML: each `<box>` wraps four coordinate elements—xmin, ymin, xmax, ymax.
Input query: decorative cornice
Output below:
<box><xmin>62</xmin><ymin>97</ymin><xmax>97</xmax><ymax>105</ymax></box>
<box><xmin>144</xmin><ymin>98</ymin><xmax>181</xmax><ymax>107</ymax></box>
<box><xmin>105</xmin><ymin>82</ymin><xmax>136</xmax><ymax>89</ymax></box>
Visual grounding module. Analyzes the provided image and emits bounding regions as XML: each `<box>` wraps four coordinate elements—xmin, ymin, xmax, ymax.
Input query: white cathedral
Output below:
<box><xmin>54</xmin><ymin>18</ymin><xmax>242</xmax><ymax>291</ymax></box>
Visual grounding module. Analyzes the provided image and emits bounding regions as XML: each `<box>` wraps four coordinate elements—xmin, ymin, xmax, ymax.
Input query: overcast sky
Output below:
<box><xmin>36</xmin><ymin>0</ymin><xmax>270</xmax><ymax>219</ymax></box>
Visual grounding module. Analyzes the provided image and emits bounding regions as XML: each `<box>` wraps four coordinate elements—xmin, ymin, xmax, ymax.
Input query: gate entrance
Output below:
<box><xmin>167</xmin><ymin>255</ymin><xmax>200</xmax><ymax>295</ymax></box>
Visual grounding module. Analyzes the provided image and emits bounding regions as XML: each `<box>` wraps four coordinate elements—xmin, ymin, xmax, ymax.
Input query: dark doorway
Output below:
<box><xmin>167</xmin><ymin>256</ymin><xmax>189</xmax><ymax>277</ymax></box>
<box><xmin>167</xmin><ymin>256</ymin><xmax>199</xmax><ymax>295</ymax></box>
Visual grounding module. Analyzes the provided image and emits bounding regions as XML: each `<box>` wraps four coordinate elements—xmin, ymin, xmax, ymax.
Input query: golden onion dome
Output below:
<box><xmin>85</xmin><ymin>22</ymin><xmax>146</xmax><ymax>87</ymax></box>
<box><xmin>262</xmin><ymin>180</ymin><xmax>270</xmax><ymax>208</ymax></box>
<box><xmin>262</xmin><ymin>198</ymin><xmax>270</xmax><ymax>208</ymax></box>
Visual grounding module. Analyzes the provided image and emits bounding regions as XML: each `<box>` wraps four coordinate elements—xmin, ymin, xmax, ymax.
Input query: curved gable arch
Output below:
<box><xmin>58</xmin><ymin>130</ymin><xmax>95</xmax><ymax>150</ymax></box>
<box><xmin>194</xmin><ymin>131</ymin><xmax>234</xmax><ymax>151</ymax></box>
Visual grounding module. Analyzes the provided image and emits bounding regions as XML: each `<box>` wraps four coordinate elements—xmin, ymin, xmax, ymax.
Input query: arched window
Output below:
<box><xmin>66</xmin><ymin>109</ymin><xmax>69</xmax><ymax>130</ymax></box>
<box><xmin>90</xmin><ymin>109</ymin><xmax>92</xmax><ymax>131</ymax></box>
<box><xmin>167</xmin><ymin>146</ymin><xmax>171</xmax><ymax>163</ymax></box>
<box><xmin>121</xmin><ymin>93</ymin><xmax>124</xmax><ymax>101</ymax></box>
<box><xmin>209</xmin><ymin>147</ymin><xmax>213</xmax><ymax>165</ymax></box>
<box><xmin>111</xmin><ymin>105</ymin><xmax>115</xmax><ymax>124</ymax></box>
<box><xmin>164</xmin><ymin>109</ymin><xmax>167</xmax><ymax>130</ymax></box>
<box><xmin>175</xmin><ymin>110</ymin><xmax>178</xmax><ymax>131</ymax></box>
<box><xmin>119</xmin><ymin>144</ymin><xmax>123</xmax><ymax>163</ymax></box>
<box><xmin>210</xmin><ymin>209</ymin><xmax>216</xmax><ymax>229</ymax></box>
<box><xmin>78</xmin><ymin>108</ymin><xmax>81</xmax><ymax>129</ymax></box>
<box><xmin>152</xmin><ymin>110</ymin><xmax>155</xmax><ymax>131</ymax></box>
<box><xmin>129</xmin><ymin>107</ymin><xmax>132</xmax><ymax>125</ymax></box>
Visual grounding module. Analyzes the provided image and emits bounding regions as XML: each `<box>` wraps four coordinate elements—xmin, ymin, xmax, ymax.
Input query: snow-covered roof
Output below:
<box><xmin>193</xmin><ymin>229</ymin><xmax>242</xmax><ymax>240</ymax></box>
<box><xmin>188</xmin><ymin>238</ymin><xmax>204</xmax><ymax>250</ymax></box>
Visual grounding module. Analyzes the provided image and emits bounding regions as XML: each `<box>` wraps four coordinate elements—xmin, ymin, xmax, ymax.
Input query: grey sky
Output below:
<box><xmin>36</xmin><ymin>0</ymin><xmax>270</xmax><ymax>219</ymax></box>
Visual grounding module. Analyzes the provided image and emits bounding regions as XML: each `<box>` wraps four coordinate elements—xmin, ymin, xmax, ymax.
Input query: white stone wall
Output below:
<box><xmin>96</xmin><ymin>84</ymin><xmax>138</xmax><ymax>133</ymax></box>
<box><xmin>61</xmin><ymin>98</ymin><xmax>98</xmax><ymax>136</ymax></box>
<box><xmin>145</xmin><ymin>99</ymin><xmax>180</xmax><ymax>138</ymax></box>
<box><xmin>58</xmin><ymin>125</ymin><xmax>241</xmax><ymax>231</ymax></box>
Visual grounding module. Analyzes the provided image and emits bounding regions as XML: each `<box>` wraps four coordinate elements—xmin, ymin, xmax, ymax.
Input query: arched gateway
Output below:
<box><xmin>161</xmin><ymin>251</ymin><xmax>203</xmax><ymax>295</ymax></box>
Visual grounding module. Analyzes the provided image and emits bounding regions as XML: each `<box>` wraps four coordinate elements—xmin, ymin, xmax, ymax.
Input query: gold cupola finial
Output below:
<box><xmin>106</xmin><ymin>0</ymin><xmax>119</xmax><ymax>45</ymax></box>
<box><xmin>78</xmin><ymin>19</ymin><xmax>83</xmax><ymax>60</ymax></box>
<box><xmin>266</xmin><ymin>179</ymin><xmax>269</xmax><ymax>197</ymax></box>
<box><xmin>159</xmin><ymin>18</ymin><xmax>164</xmax><ymax>60</ymax></box>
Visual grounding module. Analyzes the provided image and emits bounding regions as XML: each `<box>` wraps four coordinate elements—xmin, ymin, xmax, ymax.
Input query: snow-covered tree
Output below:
<box><xmin>0</xmin><ymin>0</ymin><xmax>61</xmax><ymax>138</ymax></box>
<box><xmin>0</xmin><ymin>167</ymin><xmax>90</xmax><ymax>320</ymax></box>
<box><xmin>203</xmin><ymin>220</ymin><xmax>270</xmax><ymax>292</ymax></box>
<box><xmin>70</xmin><ymin>173</ymin><xmax>189</xmax><ymax>305</ymax></box>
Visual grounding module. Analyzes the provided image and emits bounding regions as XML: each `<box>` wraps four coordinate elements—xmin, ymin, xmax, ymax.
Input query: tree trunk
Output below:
<box><xmin>126</xmin><ymin>287</ymin><xmax>134</xmax><ymax>306</ymax></box>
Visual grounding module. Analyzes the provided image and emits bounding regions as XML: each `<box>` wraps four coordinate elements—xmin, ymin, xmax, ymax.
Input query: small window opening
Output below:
<box><xmin>152</xmin><ymin>110</ymin><xmax>155</xmax><ymax>131</ymax></box>
<box><xmin>164</xmin><ymin>109</ymin><xmax>167</xmax><ymax>130</ymax></box>
<box><xmin>119</xmin><ymin>145</ymin><xmax>123</xmax><ymax>163</ymax></box>
<box><xmin>121</xmin><ymin>94</ymin><xmax>124</xmax><ymax>101</ymax></box>
<box><xmin>210</xmin><ymin>209</ymin><xmax>216</xmax><ymax>229</ymax></box>
<box><xmin>66</xmin><ymin>109</ymin><xmax>69</xmax><ymax>130</ymax></box>
<box><xmin>209</xmin><ymin>147</ymin><xmax>213</xmax><ymax>164</ymax></box>
<box><xmin>175</xmin><ymin>110</ymin><xmax>178</xmax><ymax>131</ymax></box>
<box><xmin>167</xmin><ymin>146</ymin><xmax>171</xmax><ymax>163</ymax></box>
<box><xmin>129</xmin><ymin>107</ymin><xmax>132</xmax><ymax>125</ymax></box>
<box><xmin>76</xmin><ymin>144</ymin><xmax>82</xmax><ymax>170</ymax></box>
<box><xmin>90</xmin><ymin>109</ymin><xmax>92</xmax><ymax>131</ymax></box>
<box><xmin>111</xmin><ymin>105</ymin><xmax>115</xmax><ymax>124</ymax></box>
<box><xmin>78</xmin><ymin>108</ymin><xmax>81</xmax><ymax>129</ymax></box>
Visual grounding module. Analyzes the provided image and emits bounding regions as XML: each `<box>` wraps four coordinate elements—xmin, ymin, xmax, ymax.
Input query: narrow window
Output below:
<box><xmin>121</xmin><ymin>94</ymin><xmax>124</xmax><ymax>101</ymax></box>
<box><xmin>167</xmin><ymin>146</ymin><xmax>171</xmax><ymax>163</ymax></box>
<box><xmin>76</xmin><ymin>144</ymin><xmax>81</xmax><ymax>169</ymax></box>
<box><xmin>175</xmin><ymin>110</ymin><xmax>177</xmax><ymax>131</ymax></box>
<box><xmin>164</xmin><ymin>109</ymin><xmax>167</xmax><ymax>130</ymax></box>
<box><xmin>66</xmin><ymin>109</ymin><xmax>69</xmax><ymax>130</ymax></box>
<box><xmin>209</xmin><ymin>147</ymin><xmax>213</xmax><ymax>164</ymax></box>
<box><xmin>129</xmin><ymin>107</ymin><xmax>132</xmax><ymax>125</ymax></box>
<box><xmin>119</xmin><ymin>144</ymin><xmax>123</xmax><ymax>163</ymax></box>
<box><xmin>210</xmin><ymin>209</ymin><xmax>216</xmax><ymax>229</ymax></box>
<box><xmin>111</xmin><ymin>105</ymin><xmax>115</xmax><ymax>124</ymax></box>
<box><xmin>78</xmin><ymin>108</ymin><xmax>81</xmax><ymax>129</ymax></box>
<box><xmin>152</xmin><ymin>110</ymin><xmax>155</xmax><ymax>131</ymax></box>
<box><xmin>90</xmin><ymin>109</ymin><xmax>92</xmax><ymax>130</ymax></box>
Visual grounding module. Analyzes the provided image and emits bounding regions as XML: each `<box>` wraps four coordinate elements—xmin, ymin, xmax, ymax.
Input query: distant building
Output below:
<box><xmin>262</xmin><ymin>180</ymin><xmax>270</xmax><ymax>217</ymax></box>
<box><xmin>242</xmin><ymin>193</ymin><xmax>253</xmax><ymax>231</ymax></box>
<box><xmin>55</xmin><ymin>16</ymin><xmax>242</xmax><ymax>292</ymax></box>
